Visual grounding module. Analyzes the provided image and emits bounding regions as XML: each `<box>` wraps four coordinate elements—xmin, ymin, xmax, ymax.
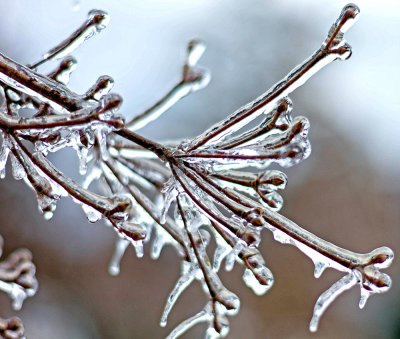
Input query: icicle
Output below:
<box><xmin>10</xmin><ymin>154</ymin><xmax>26</xmax><ymax>180</ymax></box>
<box><xmin>309</xmin><ymin>273</ymin><xmax>357</xmax><ymax>332</ymax></box>
<box><xmin>132</xmin><ymin>240</ymin><xmax>144</xmax><ymax>258</ymax></box>
<box><xmin>174</xmin><ymin>193</ymin><xmax>207</xmax><ymax>233</ymax></box>
<box><xmin>313</xmin><ymin>261</ymin><xmax>328</xmax><ymax>279</ymax></box>
<box><xmin>160</xmin><ymin>262</ymin><xmax>196</xmax><ymax>327</ymax></box>
<box><xmin>271</xmin><ymin>227</ymin><xmax>345</xmax><ymax>274</ymax></box>
<box><xmin>151</xmin><ymin>226</ymin><xmax>175</xmax><ymax>260</ymax></box>
<box><xmin>95</xmin><ymin>126</ymin><xmax>111</xmax><ymax>161</ymax></box>
<box><xmin>36</xmin><ymin>190</ymin><xmax>58</xmax><ymax>220</ymax></box>
<box><xmin>73</xmin><ymin>130</ymin><xmax>95</xmax><ymax>176</ymax></box>
<box><xmin>0</xmin><ymin>137</ymin><xmax>10</xmax><ymax>179</ymax></box>
<box><xmin>359</xmin><ymin>288</ymin><xmax>371</xmax><ymax>309</ymax></box>
<box><xmin>108</xmin><ymin>238</ymin><xmax>129</xmax><ymax>276</ymax></box>
<box><xmin>161</xmin><ymin>178</ymin><xmax>179</xmax><ymax>224</ymax></box>
<box><xmin>82</xmin><ymin>165</ymin><xmax>102</xmax><ymax>189</ymax></box>
<box><xmin>78</xmin><ymin>146</ymin><xmax>90</xmax><ymax>175</ymax></box>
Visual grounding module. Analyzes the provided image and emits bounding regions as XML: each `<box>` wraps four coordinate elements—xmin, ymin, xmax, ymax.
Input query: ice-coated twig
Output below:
<box><xmin>185</xmin><ymin>4</ymin><xmax>360</xmax><ymax>152</ymax></box>
<box><xmin>127</xmin><ymin>39</ymin><xmax>210</xmax><ymax>130</ymax></box>
<box><xmin>0</xmin><ymin>93</ymin><xmax>123</xmax><ymax>131</ymax></box>
<box><xmin>30</xmin><ymin>9</ymin><xmax>110</xmax><ymax>69</ymax></box>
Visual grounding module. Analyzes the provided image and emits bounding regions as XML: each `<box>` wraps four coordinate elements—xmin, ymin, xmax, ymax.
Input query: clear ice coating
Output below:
<box><xmin>0</xmin><ymin>3</ymin><xmax>393</xmax><ymax>339</ymax></box>
<box><xmin>127</xmin><ymin>39</ymin><xmax>210</xmax><ymax>131</ymax></box>
<box><xmin>309</xmin><ymin>273</ymin><xmax>357</xmax><ymax>332</ymax></box>
<box><xmin>31</xmin><ymin>10</ymin><xmax>110</xmax><ymax>68</ymax></box>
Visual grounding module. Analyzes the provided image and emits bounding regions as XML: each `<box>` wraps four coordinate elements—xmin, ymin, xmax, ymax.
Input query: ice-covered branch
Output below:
<box><xmin>186</xmin><ymin>4</ymin><xmax>359</xmax><ymax>152</ymax></box>
<box><xmin>0</xmin><ymin>4</ymin><xmax>393</xmax><ymax>339</ymax></box>
<box><xmin>127</xmin><ymin>39</ymin><xmax>210</xmax><ymax>130</ymax></box>
<box><xmin>30</xmin><ymin>10</ymin><xmax>110</xmax><ymax>69</ymax></box>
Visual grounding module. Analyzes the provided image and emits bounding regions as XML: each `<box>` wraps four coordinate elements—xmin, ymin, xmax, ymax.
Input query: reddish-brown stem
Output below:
<box><xmin>171</xmin><ymin>164</ymin><xmax>242</xmax><ymax>239</ymax></box>
<box><xmin>177</xmin><ymin>196</ymin><xmax>233</xmax><ymax>313</ymax></box>
<box><xmin>115</xmin><ymin>128</ymin><xmax>169</xmax><ymax>160</ymax></box>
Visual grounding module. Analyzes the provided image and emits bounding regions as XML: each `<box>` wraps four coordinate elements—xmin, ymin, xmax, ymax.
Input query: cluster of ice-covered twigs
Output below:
<box><xmin>0</xmin><ymin>235</ymin><xmax>37</xmax><ymax>339</ymax></box>
<box><xmin>0</xmin><ymin>4</ymin><xmax>394</xmax><ymax>338</ymax></box>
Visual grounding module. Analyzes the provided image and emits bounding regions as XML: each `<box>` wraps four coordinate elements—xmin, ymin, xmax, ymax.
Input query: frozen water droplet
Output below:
<box><xmin>109</xmin><ymin>238</ymin><xmax>129</xmax><ymax>276</ymax></box>
<box><xmin>37</xmin><ymin>194</ymin><xmax>58</xmax><ymax>220</ymax></box>
<box><xmin>43</xmin><ymin>210</ymin><xmax>54</xmax><ymax>220</ymax></box>
<box><xmin>314</xmin><ymin>261</ymin><xmax>328</xmax><ymax>279</ymax></box>
<box><xmin>132</xmin><ymin>240</ymin><xmax>144</xmax><ymax>258</ymax></box>
<box><xmin>81</xmin><ymin>204</ymin><xmax>102</xmax><ymax>223</ymax></box>
<box><xmin>50</xmin><ymin>56</ymin><xmax>77</xmax><ymax>85</ymax></box>
<box><xmin>85</xmin><ymin>75</ymin><xmax>114</xmax><ymax>101</ymax></box>
<box><xmin>242</xmin><ymin>267</ymin><xmax>274</xmax><ymax>296</ymax></box>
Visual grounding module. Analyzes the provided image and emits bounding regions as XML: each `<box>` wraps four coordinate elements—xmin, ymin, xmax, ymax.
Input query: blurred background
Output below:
<box><xmin>0</xmin><ymin>0</ymin><xmax>399</xmax><ymax>338</ymax></box>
